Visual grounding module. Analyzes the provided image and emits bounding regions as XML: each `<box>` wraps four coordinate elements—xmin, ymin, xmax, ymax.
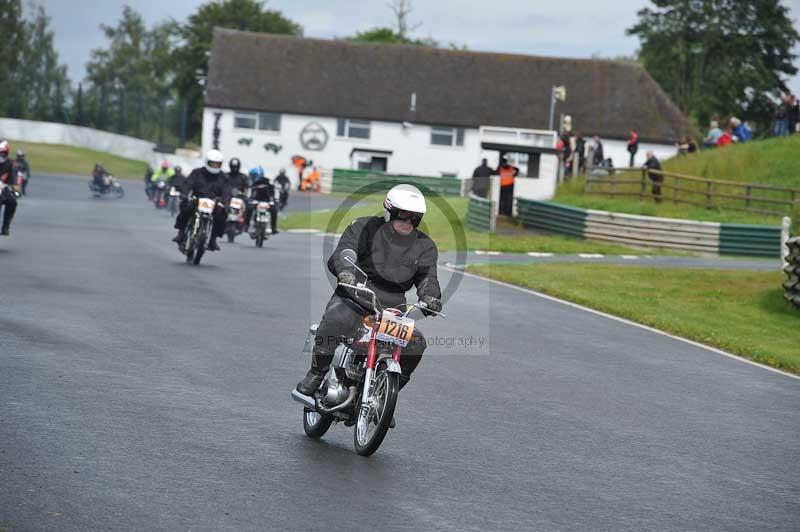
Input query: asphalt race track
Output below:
<box><xmin>1</xmin><ymin>175</ymin><xmax>798</xmax><ymax>531</ymax></box>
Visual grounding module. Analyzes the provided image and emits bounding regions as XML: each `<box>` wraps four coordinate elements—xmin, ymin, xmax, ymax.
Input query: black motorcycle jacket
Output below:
<box><xmin>227</xmin><ymin>172</ymin><xmax>249</xmax><ymax>196</ymax></box>
<box><xmin>328</xmin><ymin>216</ymin><xmax>441</xmax><ymax>310</ymax></box>
<box><xmin>168</xmin><ymin>172</ymin><xmax>188</xmax><ymax>193</ymax></box>
<box><xmin>275</xmin><ymin>172</ymin><xmax>290</xmax><ymax>190</ymax></box>
<box><xmin>251</xmin><ymin>176</ymin><xmax>275</xmax><ymax>202</ymax></box>
<box><xmin>184</xmin><ymin>167</ymin><xmax>231</xmax><ymax>203</ymax></box>
<box><xmin>0</xmin><ymin>159</ymin><xmax>13</xmax><ymax>184</ymax></box>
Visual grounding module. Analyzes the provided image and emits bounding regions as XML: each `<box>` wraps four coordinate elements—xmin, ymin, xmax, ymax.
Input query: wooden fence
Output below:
<box><xmin>584</xmin><ymin>169</ymin><xmax>800</xmax><ymax>217</ymax></box>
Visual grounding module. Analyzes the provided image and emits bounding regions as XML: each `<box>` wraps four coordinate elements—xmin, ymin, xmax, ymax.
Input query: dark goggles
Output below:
<box><xmin>393</xmin><ymin>209</ymin><xmax>423</xmax><ymax>227</ymax></box>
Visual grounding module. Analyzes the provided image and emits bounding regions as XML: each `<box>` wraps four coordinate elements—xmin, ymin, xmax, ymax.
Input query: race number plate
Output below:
<box><xmin>169</xmin><ymin>187</ymin><xmax>179</xmax><ymax>196</ymax></box>
<box><xmin>375</xmin><ymin>311</ymin><xmax>415</xmax><ymax>347</ymax></box>
<box><xmin>256</xmin><ymin>202</ymin><xmax>270</xmax><ymax>212</ymax></box>
<box><xmin>230</xmin><ymin>198</ymin><xmax>244</xmax><ymax>210</ymax></box>
<box><xmin>198</xmin><ymin>197</ymin><xmax>215</xmax><ymax>214</ymax></box>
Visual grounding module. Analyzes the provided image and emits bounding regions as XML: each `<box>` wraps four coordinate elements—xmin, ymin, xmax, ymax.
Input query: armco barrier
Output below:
<box><xmin>466</xmin><ymin>194</ymin><xmax>495</xmax><ymax>232</ymax></box>
<box><xmin>516</xmin><ymin>198</ymin><xmax>784</xmax><ymax>257</ymax></box>
<box><xmin>332</xmin><ymin>169</ymin><xmax>463</xmax><ymax>196</ymax></box>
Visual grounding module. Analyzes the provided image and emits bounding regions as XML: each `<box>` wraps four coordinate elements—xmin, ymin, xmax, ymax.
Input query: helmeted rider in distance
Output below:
<box><xmin>296</xmin><ymin>184</ymin><xmax>443</xmax><ymax>396</ymax></box>
<box><xmin>0</xmin><ymin>140</ymin><xmax>18</xmax><ymax>235</ymax></box>
<box><xmin>226</xmin><ymin>157</ymin><xmax>249</xmax><ymax>196</ymax></box>
<box><xmin>246</xmin><ymin>166</ymin><xmax>278</xmax><ymax>235</ymax></box>
<box><xmin>14</xmin><ymin>150</ymin><xmax>30</xmax><ymax>195</ymax></box>
<box><xmin>172</xmin><ymin>149</ymin><xmax>230</xmax><ymax>252</ymax></box>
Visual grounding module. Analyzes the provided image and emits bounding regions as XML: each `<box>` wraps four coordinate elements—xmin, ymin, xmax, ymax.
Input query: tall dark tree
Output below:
<box><xmin>20</xmin><ymin>3</ymin><xmax>70</xmax><ymax>121</ymax></box>
<box><xmin>0</xmin><ymin>0</ymin><xmax>27</xmax><ymax>117</ymax></box>
<box><xmin>173</xmin><ymin>0</ymin><xmax>302</xmax><ymax>141</ymax></box>
<box><xmin>74</xmin><ymin>83</ymin><xmax>84</xmax><ymax>125</ymax></box>
<box><xmin>628</xmin><ymin>0</ymin><xmax>799</xmax><ymax>131</ymax></box>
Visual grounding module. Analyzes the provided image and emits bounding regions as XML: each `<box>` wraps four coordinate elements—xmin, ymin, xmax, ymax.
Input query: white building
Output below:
<box><xmin>203</xmin><ymin>29</ymin><xmax>692</xmax><ymax>196</ymax></box>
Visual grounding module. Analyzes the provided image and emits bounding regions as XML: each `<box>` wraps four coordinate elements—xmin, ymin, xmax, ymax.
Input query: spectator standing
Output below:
<box><xmin>497</xmin><ymin>157</ymin><xmax>519</xmax><ymax>216</ymax></box>
<box><xmin>626</xmin><ymin>129</ymin><xmax>639</xmax><ymax>167</ymax></box>
<box><xmin>574</xmin><ymin>132</ymin><xmax>586</xmax><ymax>175</ymax></box>
<box><xmin>591</xmin><ymin>135</ymin><xmax>604</xmax><ymax>166</ymax></box>
<box><xmin>703</xmin><ymin>120</ymin><xmax>724</xmax><ymax>148</ymax></box>
<box><xmin>730</xmin><ymin>117</ymin><xmax>751</xmax><ymax>143</ymax></box>
<box><xmin>643</xmin><ymin>150</ymin><xmax>663</xmax><ymax>203</ymax></box>
<box><xmin>470</xmin><ymin>158</ymin><xmax>493</xmax><ymax>198</ymax></box>
<box><xmin>775</xmin><ymin>96</ymin><xmax>790</xmax><ymax>136</ymax></box>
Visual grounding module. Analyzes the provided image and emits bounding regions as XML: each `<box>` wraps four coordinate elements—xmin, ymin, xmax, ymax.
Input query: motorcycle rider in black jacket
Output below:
<box><xmin>0</xmin><ymin>141</ymin><xmax>18</xmax><ymax>235</ymax></box>
<box><xmin>226</xmin><ymin>158</ymin><xmax>249</xmax><ymax>196</ymax></box>
<box><xmin>246</xmin><ymin>172</ymin><xmax>278</xmax><ymax>235</ymax></box>
<box><xmin>172</xmin><ymin>150</ymin><xmax>230</xmax><ymax>252</ymax></box>
<box><xmin>296</xmin><ymin>184</ymin><xmax>443</xmax><ymax>396</ymax></box>
<box><xmin>274</xmin><ymin>168</ymin><xmax>290</xmax><ymax>209</ymax></box>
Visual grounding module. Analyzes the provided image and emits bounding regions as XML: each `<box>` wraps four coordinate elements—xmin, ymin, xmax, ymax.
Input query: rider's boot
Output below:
<box><xmin>208</xmin><ymin>237</ymin><xmax>220</xmax><ymax>251</ymax></box>
<box><xmin>1</xmin><ymin>222</ymin><xmax>9</xmax><ymax>236</ymax></box>
<box><xmin>296</xmin><ymin>353</ymin><xmax>330</xmax><ymax>396</ymax></box>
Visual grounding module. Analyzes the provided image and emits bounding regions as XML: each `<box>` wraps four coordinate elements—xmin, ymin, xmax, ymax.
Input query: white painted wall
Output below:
<box><xmin>202</xmin><ymin>107</ymin><xmax>487</xmax><ymax>187</ymax></box>
<box><xmin>595</xmin><ymin>138</ymin><xmax>677</xmax><ymax>168</ymax></box>
<box><xmin>0</xmin><ymin>117</ymin><xmax>202</xmax><ymax>172</ymax></box>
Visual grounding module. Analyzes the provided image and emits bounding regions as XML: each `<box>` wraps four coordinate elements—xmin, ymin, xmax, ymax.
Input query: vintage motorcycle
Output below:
<box><xmin>183</xmin><ymin>197</ymin><xmax>219</xmax><ymax>265</ymax></box>
<box><xmin>291</xmin><ymin>250</ymin><xmax>445</xmax><ymax>456</ymax></box>
<box><xmin>152</xmin><ymin>180</ymin><xmax>168</xmax><ymax>209</ymax></box>
<box><xmin>249</xmin><ymin>200</ymin><xmax>272</xmax><ymax>248</ymax></box>
<box><xmin>89</xmin><ymin>174</ymin><xmax>125</xmax><ymax>199</ymax></box>
<box><xmin>225</xmin><ymin>195</ymin><xmax>247</xmax><ymax>243</ymax></box>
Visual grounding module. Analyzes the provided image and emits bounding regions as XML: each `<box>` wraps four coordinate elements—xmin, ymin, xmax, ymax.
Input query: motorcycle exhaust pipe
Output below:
<box><xmin>315</xmin><ymin>386</ymin><xmax>357</xmax><ymax>415</ymax></box>
<box><xmin>290</xmin><ymin>389</ymin><xmax>317</xmax><ymax>410</ymax></box>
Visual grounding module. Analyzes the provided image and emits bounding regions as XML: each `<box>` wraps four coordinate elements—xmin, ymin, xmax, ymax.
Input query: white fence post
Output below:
<box><xmin>781</xmin><ymin>216</ymin><xmax>791</xmax><ymax>269</ymax></box>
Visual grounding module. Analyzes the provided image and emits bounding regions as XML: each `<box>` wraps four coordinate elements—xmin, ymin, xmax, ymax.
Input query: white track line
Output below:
<box><xmin>527</xmin><ymin>252</ymin><xmax>555</xmax><ymax>257</ymax></box>
<box><xmin>621</xmin><ymin>255</ymin><xmax>639</xmax><ymax>260</ymax></box>
<box><xmin>578</xmin><ymin>253</ymin><xmax>604</xmax><ymax>258</ymax></box>
<box><xmin>286</xmin><ymin>228</ymin><xmax>321</xmax><ymax>234</ymax></box>
<box><xmin>441</xmin><ymin>264</ymin><xmax>799</xmax><ymax>381</ymax></box>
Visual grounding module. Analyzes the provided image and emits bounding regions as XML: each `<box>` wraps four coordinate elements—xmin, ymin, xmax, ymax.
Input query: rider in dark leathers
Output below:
<box><xmin>226</xmin><ymin>158</ymin><xmax>249</xmax><ymax>196</ymax></box>
<box><xmin>173</xmin><ymin>150</ymin><xmax>230</xmax><ymax>252</ymax></box>
<box><xmin>274</xmin><ymin>168</ymin><xmax>290</xmax><ymax>209</ymax></box>
<box><xmin>247</xmin><ymin>172</ymin><xmax>278</xmax><ymax>235</ymax></box>
<box><xmin>0</xmin><ymin>141</ymin><xmax>18</xmax><ymax>235</ymax></box>
<box><xmin>296</xmin><ymin>184</ymin><xmax>442</xmax><ymax>396</ymax></box>
<box><xmin>14</xmin><ymin>150</ymin><xmax>30</xmax><ymax>195</ymax></box>
<box><xmin>167</xmin><ymin>166</ymin><xmax>187</xmax><ymax>193</ymax></box>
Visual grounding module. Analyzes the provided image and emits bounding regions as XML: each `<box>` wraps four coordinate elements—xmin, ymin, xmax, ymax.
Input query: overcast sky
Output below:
<box><xmin>42</xmin><ymin>0</ymin><xmax>800</xmax><ymax>95</ymax></box>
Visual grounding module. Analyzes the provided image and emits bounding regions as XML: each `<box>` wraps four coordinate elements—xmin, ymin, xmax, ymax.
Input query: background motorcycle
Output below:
<box><xmin>250</xmin><ymin>200</ymin><xmax>272</xmax><ymax>248</ymax></box>
<box><xmin>183</xmin><ymin>197</ymin><xmax>217</xmax><ymax>265</ymax></box>
<box><xmin>275</xmin><ymin>182</ymin><xmax>288</xmax><ymax>211</ymax></box>
<box><xmin>291</xmin><ymin>250</ymin><xmax>445</xmax><ymax>456</ymax></box>
<box><xmin>152</xmin><ymin>180</ymin><xmax>168</xmax><ymax>209</ymax></box>
<box><xmin>89</xmin><ymin>174</ymin><xmax>125</xmax><ymax>199</ymax></box>
<box><xmin>225</xmin><ymin>196</ymin><xmax>246</xmax><ymax>243</ymax></box>
<box><xmin>14</xmin><ymin>170</ymin><xmax>26</xmax><ymax>196</ymax></box>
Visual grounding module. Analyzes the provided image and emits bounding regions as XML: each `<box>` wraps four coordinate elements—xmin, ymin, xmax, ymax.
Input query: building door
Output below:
<box><xmin>370</xmin><ymin>157</ymin><xmax>387</xmax><ymax>172</ymax></box>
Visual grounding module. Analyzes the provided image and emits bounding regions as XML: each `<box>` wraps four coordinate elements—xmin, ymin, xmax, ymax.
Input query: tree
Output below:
<box><xmin>19</xmin><ymin>3</ymin><xmax>70</xmax><ymax>122</ymax></box>
<box><xmin>173</xmin><ymin>0</ymin><xmax>302</xmax><ymax>141</ymax></box>
<box><xmin>628</xmin><ymin>0</ymin><xmax>799</xmax><ymax>131</ymax></box>
<box><xmin>74</xmin><ymin>83</ymin><xmax>84</xmax><ymax>125</ymax></box>
<box><xmin>0</xmin><ymin>0</ymin><xmax>27</xmax><ymax>117</ymax></box>
<box><xmin>349</xmin><ymin>27</ymin><xmax>437</xmax><ymax>46</ymax></box>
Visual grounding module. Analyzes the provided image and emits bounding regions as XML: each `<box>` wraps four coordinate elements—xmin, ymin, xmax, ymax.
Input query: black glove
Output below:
<box><xmin>420</xmin><ymin>295</ymin><xmax>442</xmax><ymax>316</ymax></box>
<box><xmin>337</xmin><ymin>270</ymin><xmax>357</xmax><ymax>286</ymax></box>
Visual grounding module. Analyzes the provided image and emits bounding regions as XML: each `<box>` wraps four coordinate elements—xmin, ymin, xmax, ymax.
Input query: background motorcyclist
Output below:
<box><xmin>274</xmin><ymin>168</ymin><xmax>290</xmax><ymax>209</ymax></box>
<box><xmin>246</xmin><ymin>166</ymin><xmax>278</xmax><ymax>235</ymax></box>
<box><xmin>172</xmin><ymin>149</ymin><xmax>230</xmax><ymax>252</ymax></box>
<box><xmin>0</xmin><ymin>140</ymin><xmax>18</xmax><ymax>235</ymax></box>
<box><xmin>14</xmin><ymin>150</ymin><xmax>30</xmax><ymax>195</ymax></box>
<box><xmin>150</xmin><ymin>160</ymin><xmax>175</xmax><ymax>206</ymax></box>
<box><xmin>296</xmin><ymin>184</ymin><xmax>442</xmax><ymax>396</ymax></box>
<box><xmin>226</xmin><ymin>157</ymin><xmax>249</xmax><ymax>196</ymax></box>
<box><xmin>92</xmin><ymin>162</ymin><xmax>109</xmax><ymax>191</ymax></box>
<box><xmin>167</xmin><ymin>165</ymin><xmax>187</xmax><ymax>193</ymax></box>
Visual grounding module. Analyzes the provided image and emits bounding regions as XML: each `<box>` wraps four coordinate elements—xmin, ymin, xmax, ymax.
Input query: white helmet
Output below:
<box><xmin>205</xmin><ymin>149</ymin><xmax>223</xmax><ymax>174</ymax></box>
<box><xmin>383</xmin><ymin>184</ymin><xmax>427</xmax><ymax>227</ymax></box>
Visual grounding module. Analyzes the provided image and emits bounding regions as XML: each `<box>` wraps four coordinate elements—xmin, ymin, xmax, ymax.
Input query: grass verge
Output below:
<box><xmin>10</xmin><ymin>139</ymin><xmax>147</xmax><ymax>180</ymax></box>
<box><xmin>283</xmin><ymin>194</ymin><xmax>679</xmax><ymax>254</ymax></box>
<box><xmin>468</xmin><ymin>263</ymin><xmax>799</xmax><ymax>374</ymax></box>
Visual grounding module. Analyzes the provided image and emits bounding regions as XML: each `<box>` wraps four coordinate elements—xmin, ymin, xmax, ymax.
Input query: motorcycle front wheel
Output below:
<box><xmin>303</xmin><ymin>408</ymin><xmax>334</xmax><ymax>438</ymax></box>
<box><xmin>354</xmin><ymin>368</ymin><xmax>398</xmax><ymax>456</ymax></box>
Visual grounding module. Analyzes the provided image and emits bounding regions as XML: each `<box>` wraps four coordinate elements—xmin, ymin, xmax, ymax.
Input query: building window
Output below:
<box><xmin>337</xmin><ymin>118</ymin><xmax>371</xmax><ymax>139</ymax></box>
<box><xmin>431</xmin><ymin>126</ymin><xmax>464</xmax><ymax>147</ymax></box>
<box><xmin>234</xmin><ymin>112</ymin><xmax>257</xmax><ymax>129</ymax></box>
<box><xmin>234</xmin><ymin>111</ymin><xmax>281</xmax><ymax>132</ymax></box>
<box><xmin>258</xmin><ymin>112</ymin><xmax>281</xmax><ymax>132</ymax></box>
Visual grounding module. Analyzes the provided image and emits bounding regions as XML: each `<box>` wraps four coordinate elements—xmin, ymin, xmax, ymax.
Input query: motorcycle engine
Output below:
<box><xmin>322</xmin><ymin>379</ymin><xmax>350</xmax><ymax>406</ymax></box>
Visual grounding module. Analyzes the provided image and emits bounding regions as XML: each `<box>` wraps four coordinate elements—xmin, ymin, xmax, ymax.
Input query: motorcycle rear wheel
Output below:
<box><xmin>303</xmin><ymin>408</ymin><xmax>334</xmax><ymax>438</ymax></box>
<box><xmin>256</xmin><ymin>226</ymin><xmax>264</xmax><ymax>248</ymax></box>
<box><xmin>354</xmin><ymin>369</ymin><xmax>398</xmax><ymax>456</ymax></box>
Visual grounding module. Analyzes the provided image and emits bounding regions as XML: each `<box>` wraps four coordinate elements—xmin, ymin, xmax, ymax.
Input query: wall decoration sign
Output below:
<box><xmin>212</xmin><ymin>112</ymin><xmax>222</xmax><ymax>149</ymax></box>
<box><xmin>238</xmin><ymin>137</ymin><xmax>253</xmax><ymax>146</ymax></box>
<box><xmin>264</xmin><ymin>142</ymin><xmax>283</xmax><ymax>154</ymax></box>
<box><xmin>299</xmin><ymin>122</ymin><xmax>328</xmax><ymax>151</ymax></box>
